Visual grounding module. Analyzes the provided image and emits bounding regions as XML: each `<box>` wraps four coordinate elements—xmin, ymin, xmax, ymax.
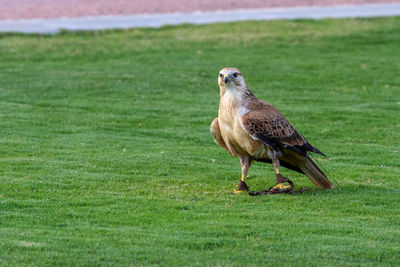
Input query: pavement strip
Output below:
<box><xmin>1</xmin><ymin>3</ymin><xmax>400</xmax><ymax>34</ymax></box>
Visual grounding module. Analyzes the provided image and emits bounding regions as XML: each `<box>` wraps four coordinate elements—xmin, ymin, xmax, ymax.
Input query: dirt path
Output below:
<box><xmin>2</xmin><ymin>0</ymin><xmax>400</xmax><ymax>20</ymax></box>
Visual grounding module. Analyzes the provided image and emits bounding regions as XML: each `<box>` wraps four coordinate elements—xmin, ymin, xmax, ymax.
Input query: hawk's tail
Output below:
<box><xmin>300</xmin><ymin>155</ymin><xmax>333</xmax><ymax>189</ymax></box>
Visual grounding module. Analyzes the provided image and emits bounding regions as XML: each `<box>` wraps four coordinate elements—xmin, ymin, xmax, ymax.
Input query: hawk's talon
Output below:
<box><xmin>233</xmin><ymin>189</ymin><xmax>246</xmax><ymax>194</ymax></box>
<box><xmin>234</xmin><ymin>181</ymin><xmax>249</xmax><ymax>193</ymax></box>
<box><xmin>249</xmin><ymin>178</ymin><xmax>309</xmax><ymax>196</ymax></box>
<box><xmin>268</xmin><ymin>178</ymin><xmax>294</xmax><ymax>194</ymax></box>
<box><xmin>271</xmin><ymin>182</ymin><xmax>291</xmax><ymax>190</ymax></box>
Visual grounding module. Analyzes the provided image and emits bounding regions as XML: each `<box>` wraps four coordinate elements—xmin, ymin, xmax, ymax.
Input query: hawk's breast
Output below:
<box><xmin>218</xmin><ymin>92</ymin><xmax>268</xmax><ymax>159</ymax></box>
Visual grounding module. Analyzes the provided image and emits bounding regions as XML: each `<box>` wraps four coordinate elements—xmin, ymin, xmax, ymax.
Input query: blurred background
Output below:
<box><xmin>2</xmin><ymin>0</ymin><xmax>400</xmax><ymax>20</ymax></box>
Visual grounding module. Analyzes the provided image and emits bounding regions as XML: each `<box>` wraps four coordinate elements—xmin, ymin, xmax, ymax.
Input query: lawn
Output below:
<box><xmin>0</xmin><ymin>17</ymin><xmax>400</xmax><ymax>265</ymax></box>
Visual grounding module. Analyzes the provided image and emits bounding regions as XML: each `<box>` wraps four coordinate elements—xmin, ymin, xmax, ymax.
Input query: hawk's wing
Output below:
<box><xmin>240</xmin><ymin>100</ymin><xmax>324</xmax><ymax>156</ymax></box>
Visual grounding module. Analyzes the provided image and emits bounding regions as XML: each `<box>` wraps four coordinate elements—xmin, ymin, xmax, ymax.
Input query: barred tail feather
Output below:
<box><xmin>300</xmin><ymin>155</ymin><xmax>333</xmax><ymax>189</ymax></box>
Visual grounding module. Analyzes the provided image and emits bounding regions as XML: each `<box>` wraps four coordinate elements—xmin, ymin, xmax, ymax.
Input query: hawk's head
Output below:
<box><xmin>218</xmin><ymin>67</ymin><xmax>246</xmax><ymax>89</ymax></box>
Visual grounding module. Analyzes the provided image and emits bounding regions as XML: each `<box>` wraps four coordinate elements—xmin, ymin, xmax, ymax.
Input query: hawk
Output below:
<box><xmin>210</xmin><ymin>67</ymin><xmax>333</xmax><ymax>193</ymax></box>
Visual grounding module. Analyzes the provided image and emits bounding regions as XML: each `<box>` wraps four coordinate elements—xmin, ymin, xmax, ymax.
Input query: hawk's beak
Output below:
<box><xmin>224</xmin><ymin>74</ymin><xmax>231</xmax><ymax>84</ymax></box>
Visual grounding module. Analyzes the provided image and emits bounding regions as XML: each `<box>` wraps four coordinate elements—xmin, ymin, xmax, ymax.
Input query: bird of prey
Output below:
<box><xmin>210</xmin><ymin>67</ymin><xmax>333</xmax><ymax>194</ymax></box>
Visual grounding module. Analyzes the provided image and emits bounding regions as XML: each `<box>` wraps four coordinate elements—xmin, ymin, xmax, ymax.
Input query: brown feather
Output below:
<box><xmin>241</xmin><ymin>100</ymin><xmax>309</xmax><ymax>151</ymax></box>
<box><xmin>280</xmin><ymin>150</ymin><xmax>333</xmax><ymax>189</ymax></box>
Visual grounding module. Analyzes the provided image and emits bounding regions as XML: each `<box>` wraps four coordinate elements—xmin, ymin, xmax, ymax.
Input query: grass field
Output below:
<box><xmin>1</xmin><ymin>17</ymin><xmax>400</xmax><ymax>265</ymax></box>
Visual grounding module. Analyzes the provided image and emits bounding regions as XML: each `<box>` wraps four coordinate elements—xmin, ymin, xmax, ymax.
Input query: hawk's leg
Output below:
<box><xmin>234</xmin><ymin>155</ymin><xmax>252</xmax><ymax>193</ymax></box>
<box><xmin>270</xmin><ymin>158</ymin><xmax>294</xmax><ymax>193</ymax></box>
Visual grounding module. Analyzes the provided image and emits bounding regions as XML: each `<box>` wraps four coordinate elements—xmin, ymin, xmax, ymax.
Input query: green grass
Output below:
<box><xmin>1</xmin><ymin>17</ymin><xmax>400</xmax><ymax>266</ymax></box>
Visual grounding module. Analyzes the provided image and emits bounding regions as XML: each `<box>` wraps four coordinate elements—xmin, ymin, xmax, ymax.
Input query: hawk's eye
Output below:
<box><xmin>233</xmin><ymin>72</ymin><xmax>239</xmax><ymax>78</ymax></box>
<box><xmin>219</xmin><ymin>73</ymin><xmax>224</xmax><ymax>78</ymax></box>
